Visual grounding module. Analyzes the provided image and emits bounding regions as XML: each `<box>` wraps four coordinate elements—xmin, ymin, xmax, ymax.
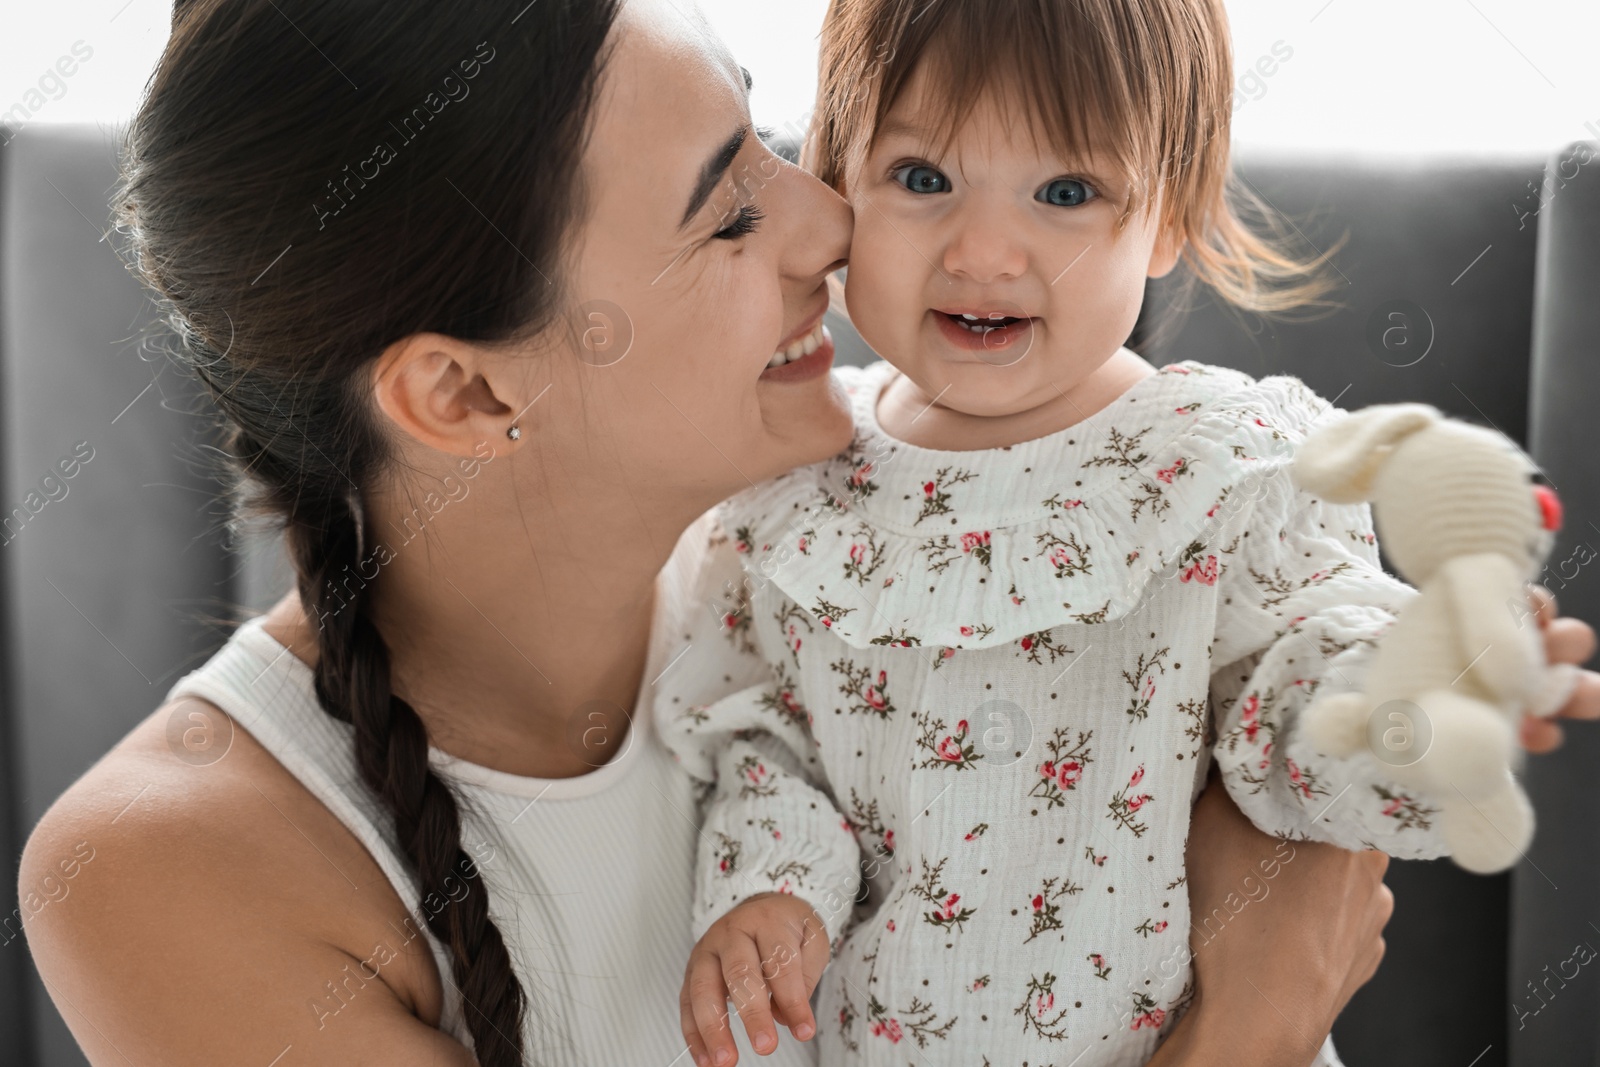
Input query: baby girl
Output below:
<box><xmin>656</xmin><ymin>0</ymin><xmax>1515</xmax><ymax>1064</ymax></box>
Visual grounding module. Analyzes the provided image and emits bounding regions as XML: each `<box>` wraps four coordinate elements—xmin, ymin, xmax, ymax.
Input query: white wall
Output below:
<box><xmin>4</xmin><ymin>0</ymin><xmax>1597</xmax><ymax>155</ymax></box>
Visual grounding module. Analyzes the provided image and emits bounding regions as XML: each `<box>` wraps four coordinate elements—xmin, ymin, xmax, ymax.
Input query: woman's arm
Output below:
<box><xmin>21</xmin><ymin>700</ymin><xmax>474</xmax><ymax>1067</ymax></box>
<box><xmin>1149</xmin><ymin>770</ymin><xmax>1390</xmax><ymax>1067</ymax></box>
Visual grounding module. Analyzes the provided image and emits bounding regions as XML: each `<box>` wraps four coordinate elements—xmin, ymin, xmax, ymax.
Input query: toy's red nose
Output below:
<box><xmin>1534</xmin><ymin>484</ymin><xmax>1563</xmax><ymax>531</ymax></box>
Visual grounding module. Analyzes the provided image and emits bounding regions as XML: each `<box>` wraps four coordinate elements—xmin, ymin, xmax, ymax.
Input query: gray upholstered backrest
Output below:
<box><xmin>1514</xmin><ymin>141</ymin><xmax>1600</xmax><ymax>1067</ymax></box>
<box><xmin>1</xmin><ymin>125</ymin><xmax>237</xmax><ymax>1067</ymax></box>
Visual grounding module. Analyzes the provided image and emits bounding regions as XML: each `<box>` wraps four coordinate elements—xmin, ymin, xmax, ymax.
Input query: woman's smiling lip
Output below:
<box><xmin>774</xmin><ymin>301</ymin><xmax>830</xmax><ymax>355</ymax></box>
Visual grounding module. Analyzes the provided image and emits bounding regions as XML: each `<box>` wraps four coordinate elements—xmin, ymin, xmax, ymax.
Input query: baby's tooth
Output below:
<box><xmin>767</xmin><ymin>352</ymin><xmax>785</xmax><ymax>368</ymax></box>
<box><xmin>802</xmin><ymin>333</ymin><xmax>820</xmax><ymax>356</ymax></box>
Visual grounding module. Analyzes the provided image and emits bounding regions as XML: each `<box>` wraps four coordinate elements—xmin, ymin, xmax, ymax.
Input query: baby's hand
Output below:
<box><xmin>680</xmin><ymin>891</ymin><xmax>829</xmax><ymax>1066</ymax></box>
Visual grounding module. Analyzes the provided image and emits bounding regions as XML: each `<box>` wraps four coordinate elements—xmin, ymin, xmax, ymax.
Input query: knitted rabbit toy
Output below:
<box><xmin>1290</xmin><ymin>402</ymin><xmax>1577</xmax><ymax>873</ymax></box>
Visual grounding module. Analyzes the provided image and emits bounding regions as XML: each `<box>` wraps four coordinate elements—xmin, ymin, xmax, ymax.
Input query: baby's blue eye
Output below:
<box><xmin>892</xmin><ymin>164</ymin><xmax>951</xmax><ymax>194</ymax></box>
<box><xmin>1037</xmin><ymin>178</ymin><xmax>1095</xmax><ymax>207</ymax></box>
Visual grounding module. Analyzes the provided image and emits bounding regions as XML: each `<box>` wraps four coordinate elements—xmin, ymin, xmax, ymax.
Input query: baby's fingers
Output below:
<box><xmin>756</xmin><ymin>924</ymin><xmax>816</xmax><ymax>1041</ymax></box>
<box><xmin>723</xmin><ymin>936</ymin><xmax>782</xmax><ymax>1055</ymax></box>
<box><xmin>686</xmin><ymin>953</ymin><xmax>737</xmax><ymax>1066</ymax></box>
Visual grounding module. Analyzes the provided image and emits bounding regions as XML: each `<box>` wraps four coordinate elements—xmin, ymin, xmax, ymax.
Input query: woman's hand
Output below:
<box><xmin>680</xmin><ymin>892</ymin><xmax>828</xmax><ymax>1067</ymax></box>
<box><xmin>1152</xmin><ymin>772</ymin><xmax>1393</xmax><ymax>1066</ymax></box>
<box><xmin>1520</xmin><ymin>584</ymin><xmax>1600</xmax><ymax>752</ymax></box>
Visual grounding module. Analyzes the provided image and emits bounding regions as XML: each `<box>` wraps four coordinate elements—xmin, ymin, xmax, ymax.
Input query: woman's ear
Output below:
<box><xmin>370</xmin><ymin>333</ymin><xmax>521</xmax><ymax>459</ymax></box>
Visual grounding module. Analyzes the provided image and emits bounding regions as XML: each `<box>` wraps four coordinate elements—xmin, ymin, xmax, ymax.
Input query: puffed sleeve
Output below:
<box><xmin>654</xmin><ymin>513</ymin><xmax>863</xmax><ymax>946</ymax></box>
<box><xmin>1206</xmin><ymin>446</ymin><xmax>1451</xmax><ymax>858</ymax></box>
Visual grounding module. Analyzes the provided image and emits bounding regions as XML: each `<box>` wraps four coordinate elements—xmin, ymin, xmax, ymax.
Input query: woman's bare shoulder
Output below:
<box><xmin>19</xmin><ymin>687</ymin><xmax>465</xmax><ymax>1064</ymax></box>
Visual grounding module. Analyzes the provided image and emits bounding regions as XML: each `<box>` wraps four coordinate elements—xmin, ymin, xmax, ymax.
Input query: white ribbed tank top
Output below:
<box><xmin>162</xmin><ymin>524</ymin><xmax>816</xmax><ymax>1067</ymax></box>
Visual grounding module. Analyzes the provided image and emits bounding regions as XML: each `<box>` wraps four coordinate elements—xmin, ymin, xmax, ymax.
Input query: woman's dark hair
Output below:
<box><xmin>118</xmin><ymin>2</ymin><xmax>622</xmax><ymax>1062</ymax></box>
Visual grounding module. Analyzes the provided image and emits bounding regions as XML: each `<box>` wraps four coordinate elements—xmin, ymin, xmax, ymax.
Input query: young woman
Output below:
<box><xmin>20</xmin><ymin>1</ymin><xmax>1599</xmax><ymax>1065</ymax></box>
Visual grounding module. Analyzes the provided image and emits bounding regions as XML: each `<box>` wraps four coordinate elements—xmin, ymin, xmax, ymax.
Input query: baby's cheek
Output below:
<box><xmin>843</xmin><ymin>226</ymin><xmax>918</xmax><ymax>357</ymax></box>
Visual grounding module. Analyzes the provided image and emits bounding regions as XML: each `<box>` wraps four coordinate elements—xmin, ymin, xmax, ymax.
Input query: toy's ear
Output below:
<box><xmin>1291</xmin><ymin>403</ymin><xmax>1441</xmax><ymax>503</ymax></box>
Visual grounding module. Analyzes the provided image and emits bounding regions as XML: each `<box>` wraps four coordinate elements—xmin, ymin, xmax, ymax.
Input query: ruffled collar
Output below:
<box><xmin>719</xmin><ymin>357</ymin><xmax>1316</xmax><ymax>649</ymax></box>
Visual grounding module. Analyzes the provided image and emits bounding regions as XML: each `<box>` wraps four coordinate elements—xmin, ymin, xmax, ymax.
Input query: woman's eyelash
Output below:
<box><xmin>713</xmin><ymin>203</ymin><xmax>765</xmax><ymax>240</ymax></box>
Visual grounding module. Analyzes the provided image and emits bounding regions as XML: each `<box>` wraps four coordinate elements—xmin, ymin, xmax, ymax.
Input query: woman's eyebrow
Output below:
<box><xmin>680</xmin><ymin>125</ymin><xmax>750</xmax><ymax>230</ymax></box>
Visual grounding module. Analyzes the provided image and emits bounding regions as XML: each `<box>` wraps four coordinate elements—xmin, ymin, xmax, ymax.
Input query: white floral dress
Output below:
<box><xmin>655</xmin><ymin>357</ymin><xmax>1450</xmax><ymax>1067</ymax></box>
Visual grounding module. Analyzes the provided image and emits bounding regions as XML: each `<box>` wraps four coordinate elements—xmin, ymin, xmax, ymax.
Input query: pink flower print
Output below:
<box><xmin>1240</xmin><ymin>693</ymin><xmax>1261</xmax><ymax>743</ymax></box>
<box><xmin>718</xmin><ymin>857</ymin><xmax>730</xmax><ymax>872</ymax></box>
<box><xmin>841</xmin><ymin>818</ymin><xmax>853</xmax><ymax>833</ymax></box>
<box><xmin>787</xmin><ymin>624</ymin><xmax>802</xmax><ymax>653</ymax></box>
<box><xmin>1155</xmin><ymin>459</ymin><xmax>1186</xmax><ymax>483</ymax></box>
<box><xmin>735</xmin><ymin>540</ymin><xmax>751</xmax><ymax>554</ymax></box>
<box><xmin>797</xmin><ymin>535</ymin><xmax>808</xmax><ymax>553</ymax></box>
<box><xmin>1286</xmin><ymin>758</ymin><xmax>1313</xmax><ymax>799</ymax></box>
<box><xmin>885</xmin><ymin>918</ymin><xmax>896</xmax><ymax>932</ymax></box>
<box><xmin>848</xmin><ymin>462</ymin><xmax>874</xmax><ymax>488</ymax></box>
<box><xmin>959</xmin><ymin>530</ymin><xmax>991</xmax><ymax>552</ymax></box>
<box><xmin>923</xmin><ymin>481</ymin><xmax>936</xmax><ymax>497</ymax></box>
<box><xmin>722</xmin><ymin>612</ymin><xmax>739</xmax><ymax>630</ymax></box>
<box><xmin>1132</xmin><ymin>1007</ymin><xmax>1167</xmax><ymax>1030</ymax></box>
<box><xmin>1253</xmin><ymin>417</ymin><xmax>1270</xmax><ymax>428</ymax></box>
<box><xmin>883</xmin><ymin>829</ymin><xmax>895</xmax><ymax>852</ymax></box>
<box><xmin>1180</xmin><ymin>554</ymin><xmax>1219</xmax><ymax>585</ymax></box>
<box><xmin>1128</xmin><ymin>764</ymin><xmax>1146</xmax><ymax>790</ymax></box>
<box><xmin>1127</xmin><ymin>794</ymin><xmax>1149</xmax><ymax>812</ymax></box>
<box><xmin>870</xmin><ymin>1019</ymin><xmax>903</xmax><ymax>1043</ymax></box>
<box><xmin>1142</xmin><ymin>674</ymin><xmax>1157</xmax><ymax>702</ymax></box>
<box><xmin>1163</xmin><ymin>364</ymin><xmax>1191</xmax><ymax>374</ymax></box>
<box><xmin>937</xmin><ymin>736</ymin><xmax>963</xmax><ymax>762</ymax></box>
<box><xmin>1175</xmin><ymin>404</ymin><xmax>1195</xmax><ymax>415</ymax></box>
<box><xmin>941</xmin><ymin>648</ymin><xmax>956</xmax><ymax>659</ymax></box>
<box><xmin>1090</xmin><ymin>953</ymin><xmax>1107</xmax><ymax>969</ymax></box>
<box><xmin>1153</xmin><ymin>920</ymin><xmax>1168</xmax><ymax>932</ymax></box>
<box><xmin>960</xmin><ymin>625</ymin><xmax>974</xmax><ymax>637</ymax></box>
<box><xmin>1032</xmin><ymin>893</ymin><xmax>1045</xmax><ymax>913</ymax></box>
<box><xmin>779</xmin><ymin>689</ymin><xmax>803</xmax><ymax>718</ymax></box>
<box><xmin>1091</xmin><ymin>852</ymin><xmax>1107</xmax><ymax>867</ymax></box>
<box><xmin>1035</xmin><ymin>991</ymin><xmax>1056</xmax><ymax>1018</ymax></box>
<box><xmin>972</xmin><ymin>976</ymin><xmax>989</xmax><ymax>991</ymax></box>
<box><xmin>848</xmin><ymin>543</ymin><xmax>865</xmax><ymax>565</ymax></box>
<box><xmin>1055</xmin><ymin>497</ymin><xmax>1084</xmax><ymax>509</ymax></box>
<box><xmin>1382</xmin><ymin>797</ymin><xmax>1404</xmax><ymax>817</ymax></box>
<box><xmin>1206</xmin><ymin>502</ymin><xmax>1220</xmax><ymax>517</ymax></box>
<box><xmin>1020</xmin><ymin>635</ymin><xmax>1034</xmax><ymax>652</ymax></box>
<box><xmin>862</xmin><ymin>670</ymin><xmax>890</xmax><ymax>712</ymax></box>
<box><xmin>1048</xmin><ymin>546</ymin><xmax>1073</xmax><ymax>570</ymax></box>
<box><xmin>821</xmin><ymin>616</ymin><xmax>833</xmax><ymax>628</ymax></box>
<box><xmin>744</xmin><ymin>761</ymin><xmax>769</xmax><ymax>787</ymax></box>
<box><xmin>1042</xmin><ymin>759</ymin><xmax>1083</xmax><ymax>790</ymax></box>
<box><xmin>936</xmin><ymin>893</ymin><xmax>962</xmax><ymax>921</ymax></box>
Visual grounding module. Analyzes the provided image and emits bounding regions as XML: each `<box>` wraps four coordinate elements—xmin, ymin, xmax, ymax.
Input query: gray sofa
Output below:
<box><xmin>1</xmin><ymin>123</ymin><xmax>1595</xmax><ymax>1067</ymax></box>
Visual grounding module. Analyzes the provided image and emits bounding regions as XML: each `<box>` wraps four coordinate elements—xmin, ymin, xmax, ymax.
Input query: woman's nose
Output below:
<box><xmin>941</xmin><ymin>202</ymin><xmax>1028</xmax><ymax>283</ymax></box>
<box><xmin>784</xmin><ymin>159</ymin><xmax>853</xmax><ymax>282</ymax></box>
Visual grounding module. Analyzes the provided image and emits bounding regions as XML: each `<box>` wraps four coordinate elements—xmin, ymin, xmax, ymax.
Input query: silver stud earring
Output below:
<box><xmin>507</xmin><ymin>424</ymin><xmax>521</xmax><ymax>441</ymax></box>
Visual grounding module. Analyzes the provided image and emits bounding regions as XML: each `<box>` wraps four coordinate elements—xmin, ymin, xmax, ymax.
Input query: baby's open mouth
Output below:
<box><xmin>943</xmin><ymin>311</ymin><xmax>1026</xmax><ymax>334</ymax></box>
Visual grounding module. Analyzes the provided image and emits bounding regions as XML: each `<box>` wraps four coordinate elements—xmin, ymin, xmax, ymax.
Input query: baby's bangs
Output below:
<box><xmin>856</xmin><ymin>0</ymin><xmax>1191</xmax><ymax>221</ymax></box>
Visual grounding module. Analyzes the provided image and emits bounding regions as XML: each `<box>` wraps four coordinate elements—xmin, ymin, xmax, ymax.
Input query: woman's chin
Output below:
<box><xmin>759</xmin><ymin>373</ymin><xmax>855</xmax><ymax>475</ymax></box>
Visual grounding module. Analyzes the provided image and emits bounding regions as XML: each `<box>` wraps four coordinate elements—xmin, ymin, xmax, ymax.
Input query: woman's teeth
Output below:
<box><xmin>767</xmin><ymin>320</ymin><xmax>827</xmax><ymax>368</ymax></box>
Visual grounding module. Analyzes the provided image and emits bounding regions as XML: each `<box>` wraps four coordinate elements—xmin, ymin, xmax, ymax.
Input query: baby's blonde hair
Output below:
<box><xmin>804</xmin><ymin>0</ymin><xmax>1343</xmax><ymax>318</ymax></box>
